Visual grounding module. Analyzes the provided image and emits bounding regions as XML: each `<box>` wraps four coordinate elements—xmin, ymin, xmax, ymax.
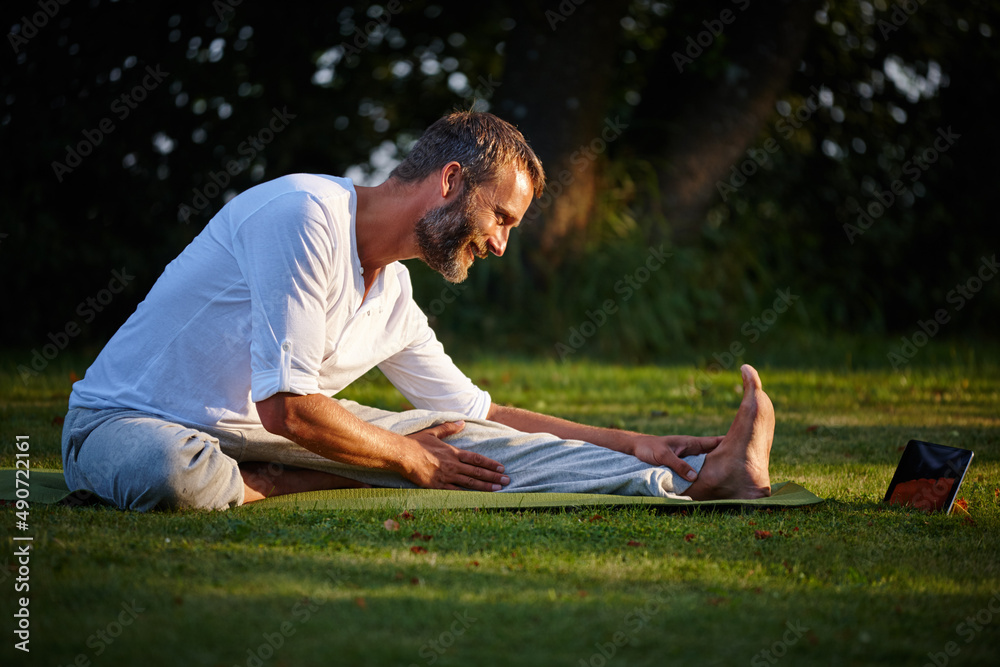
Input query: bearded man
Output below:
<box><xmin>62</xmin><ymin>111</ymin><xmax>774</xmax><ymax>511</ymax></box>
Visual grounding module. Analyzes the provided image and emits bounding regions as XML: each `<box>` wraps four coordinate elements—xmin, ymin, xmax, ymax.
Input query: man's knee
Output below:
<box><xmin>122</xmin><ymin>428</ymin><xmax>240</xmax><ymax>511</ymax></box>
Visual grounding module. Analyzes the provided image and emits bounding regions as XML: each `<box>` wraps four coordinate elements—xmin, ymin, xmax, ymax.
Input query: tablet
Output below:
<box><xmin>883</xmin><ymin>440</ymin><xmax>974</xmax><ymax>513</ymax></box>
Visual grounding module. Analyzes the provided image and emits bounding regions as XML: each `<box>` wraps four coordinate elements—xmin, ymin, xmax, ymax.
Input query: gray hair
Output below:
<box><xmin>390</xmin><ymin>111</ymin><xmax>545</xmax><ymax>198</ymax></box>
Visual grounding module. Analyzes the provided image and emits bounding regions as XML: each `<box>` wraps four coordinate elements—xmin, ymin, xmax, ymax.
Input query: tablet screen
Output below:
<box><xmin>883</xmin><ymin>440</ymin><xmax>974</xmax><ymax>513</ymax></box>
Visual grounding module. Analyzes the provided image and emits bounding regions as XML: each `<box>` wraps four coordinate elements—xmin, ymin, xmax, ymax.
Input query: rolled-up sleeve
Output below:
<box><xmin>378</xmin><ymin>306</ymin><xmax>491</xmax><ymax>420</ymax></box>
<box><xmin>231</xmin><ymin>192</ymin><xmax>336</xmax><ymax>402</ymax></box>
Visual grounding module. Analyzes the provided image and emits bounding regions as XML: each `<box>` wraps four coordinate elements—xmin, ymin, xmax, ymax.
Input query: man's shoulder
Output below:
<box><xmin>241</xmin><ymin>173</ymin><xmax>353</xmax><ymax>206</ymax></box>
<box><xmin>222</xmin><ymin>174</ymin><xmax>354</xmax><ymax>229</ymax></box>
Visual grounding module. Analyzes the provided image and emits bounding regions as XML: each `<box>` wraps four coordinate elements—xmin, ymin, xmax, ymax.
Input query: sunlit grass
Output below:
<box><xmin>1</xmin><ymin>346</ymin><xmax>998</xmax><ymax>666</ymax></box>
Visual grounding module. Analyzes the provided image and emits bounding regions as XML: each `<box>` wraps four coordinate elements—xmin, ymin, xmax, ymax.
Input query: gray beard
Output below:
<box><xmin>414</xmin><ymin>187</ymin><xmax>483</xmax><ymax>283</ymax></box>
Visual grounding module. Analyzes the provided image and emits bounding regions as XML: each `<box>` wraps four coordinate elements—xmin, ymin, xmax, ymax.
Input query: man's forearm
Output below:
<box><xmin>486</xmin><ymin>403</ymin><xmax>637</xmax><ymax>455</ymax></box>
<box><xmin>257</xmin><ymin>392</ymin><xmax>423</xmax><ymax>476</ymax></box>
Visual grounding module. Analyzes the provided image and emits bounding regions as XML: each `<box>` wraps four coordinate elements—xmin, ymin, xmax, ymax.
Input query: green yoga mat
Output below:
<box><xmin>1</xmin><ymin>470</ymin><xmax>823</xmax><ymax>510</ymax></box>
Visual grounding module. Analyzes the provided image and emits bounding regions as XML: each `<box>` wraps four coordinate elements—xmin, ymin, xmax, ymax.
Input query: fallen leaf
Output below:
<box><xmin>707</xmin><ymin>597</ymin><xmax>726</xmax><ymax>606</ymax></box>
<box><xmin>52</xmin><ymin>416</ymin><xmax>65</xmax><ymax>426</ymax></box>
<box><xmin>354</xmin><ymin>597</ymin><xmax>367</xmax><ymax>609</ymax></box>
<box><xmin>754</xmin><ymin>530</ymin><xmax>773</xmax><ymax>540</ymax></box>
<box><xmin>684</xmin><ymin>533</ymin><xmax>695</xmax><ymax>542</ymax></box>
<box><xmin>398</xmin><ymin>511</ymin><xmax>415</xmax><ymax>520</ymax></box>
<box><xmin>747</xmin><ymin>521</ymin><xmax>756</xmax><ymax>526</ymax></box>
<box><xmin>627</xmin><ymin>540</ymin><xmax>644</xmax><ymax>547</ymax></box>
<box><xmin>588</xmin><ymin>514</ymin><xmax>604</xmax><ymax>522</ymax></box>
<box><xmin>69</xmin><ymin>371</ymin><xmax>81</xmax><ymax>383</ymax></box>
<box><xmin>805</xmin><ymin>425</ymin><xmax>818</xmax><ymax>433</ymax></box>
<box><xmin>410</xmin><ymin>577</ymin><xmax>420</xmax><ymax>585</ymax></box>
<box><xmin>578</xmin><ymin>590</ymin><xmax>589</xmax><ymax>597</ymax></box>
<box><xmin>468</xmin><ymin>561</ymin><xmax>479</xmax><ymax>567</ymax></box>
<box><xmin>410</xmin><ymin>545</ymin><xmax>428</xmax><ymax>554</ymax></box>
<box><xmin>955</xmin><ymin>498</ymin><xmax>969</xmax><ymax>511</ymax></box>
<box><xmin>383</xmin><ymin>519</ymin><xmax>400</xmax><ymax>531</ymax></box>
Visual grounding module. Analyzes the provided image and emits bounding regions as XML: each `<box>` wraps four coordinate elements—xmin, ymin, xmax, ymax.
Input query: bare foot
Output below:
<box><xmin>240</xmin><ymin>462</ymin><xmax>370</xmax><ymax>503</ymax></box>
<box><xmin>685</xmin><ymin>364</ymin><xmax>774</xmax><ymax>500</ymax></box>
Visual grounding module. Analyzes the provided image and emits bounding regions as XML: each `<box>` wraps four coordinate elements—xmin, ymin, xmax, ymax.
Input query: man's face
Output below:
<box><xmin>415</xmin><ymin>168</ymin><xmax>534</xmax><ymax>283</ymax></box>
<box><xmin>414</xmin><ymin>181</ymin><xmax>486</xmax><ymax>284</ymax></box>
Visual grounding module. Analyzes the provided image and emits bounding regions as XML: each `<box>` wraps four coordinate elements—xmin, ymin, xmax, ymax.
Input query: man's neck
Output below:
<box><xmin>353</xmin><ymin>179</ymin><xmax>426</xmax><ymax>275</ymax></box>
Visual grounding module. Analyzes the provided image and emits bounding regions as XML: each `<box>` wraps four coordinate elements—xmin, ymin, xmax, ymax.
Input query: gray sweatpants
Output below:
<box><xmin>61</xmin><ymin>399</ymin><xmax>704</xmax><ymax>511</ymax></box>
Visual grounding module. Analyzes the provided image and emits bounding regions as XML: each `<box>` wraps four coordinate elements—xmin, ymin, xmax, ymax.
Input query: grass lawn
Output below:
<box><xmin>1</xmin><ymin>345</ymin><xmax>998</xmax><ymax>666</ymax></box>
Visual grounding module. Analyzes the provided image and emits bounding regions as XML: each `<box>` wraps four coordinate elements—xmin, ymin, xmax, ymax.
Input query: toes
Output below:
<box><xmin>740</xmin><ymin>364</ymin><xmax>762</xmax><ymax>391</ymax></box>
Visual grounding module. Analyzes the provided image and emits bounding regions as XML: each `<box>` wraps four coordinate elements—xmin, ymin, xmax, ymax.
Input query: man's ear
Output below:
<box><xmin>439</xmin><ymin>161</ymin><xmax>463</xmax><ymax>200</ymax></box>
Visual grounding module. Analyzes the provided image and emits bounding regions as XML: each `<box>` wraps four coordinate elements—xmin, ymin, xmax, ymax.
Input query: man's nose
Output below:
<box><xmin>488</xmin><ymin>226</ymin><xmax>509</xmax><ymax>257</ymax></box>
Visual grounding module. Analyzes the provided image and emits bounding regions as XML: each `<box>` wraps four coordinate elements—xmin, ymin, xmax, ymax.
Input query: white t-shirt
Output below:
<box><xmin>69</xmin><ymin>174</ymin><xmax>491</xmax><ymax>428</ymax></box>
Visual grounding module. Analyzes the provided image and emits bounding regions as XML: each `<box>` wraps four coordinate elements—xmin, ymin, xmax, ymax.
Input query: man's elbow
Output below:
<box><xmin>256</xmin><ymin>393</ymin><xmax>299</xmax><ymax>437</ymax></box>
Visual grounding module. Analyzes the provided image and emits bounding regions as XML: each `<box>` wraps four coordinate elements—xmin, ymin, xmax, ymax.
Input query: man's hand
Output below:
<box><xmin>404</xmin><ymin>421</ymin><xmax>510</xmax><ymax>491</ymax></box>
<box><xmin>631</xmin><ymin>434</ymin><xmax>724</xmax><ymax>482</ymax></box>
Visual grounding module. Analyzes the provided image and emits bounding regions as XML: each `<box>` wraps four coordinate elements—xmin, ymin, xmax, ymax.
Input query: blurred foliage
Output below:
<box><xmin>1</xmin><ymin>0</ymin><xmax>997</xmax><ymax>363</ymax></box>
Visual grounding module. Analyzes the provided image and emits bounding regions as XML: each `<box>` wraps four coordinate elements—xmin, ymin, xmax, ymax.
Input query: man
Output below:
<box><xmin>62</xmin><ymin>111</ymin><xmax>774</xmax><ymax>511</ymax></box>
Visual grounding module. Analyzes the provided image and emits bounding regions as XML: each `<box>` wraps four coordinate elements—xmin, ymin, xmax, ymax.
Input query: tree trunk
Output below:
<box><xmin>494</xmin><ymin>0</ymin><xmax>631</xmax><ymax>266</ymax></box>
<box><xmin>632</xmin><ymin>0</ymin><xmax>822</xmax><ymax>243</ymax></box>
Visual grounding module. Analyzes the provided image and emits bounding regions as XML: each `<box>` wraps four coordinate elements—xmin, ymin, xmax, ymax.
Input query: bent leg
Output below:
<box><xmin>62</xmin><ymin>408</ymin><xmax>244</xmax><ymax>511</ymax></box>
